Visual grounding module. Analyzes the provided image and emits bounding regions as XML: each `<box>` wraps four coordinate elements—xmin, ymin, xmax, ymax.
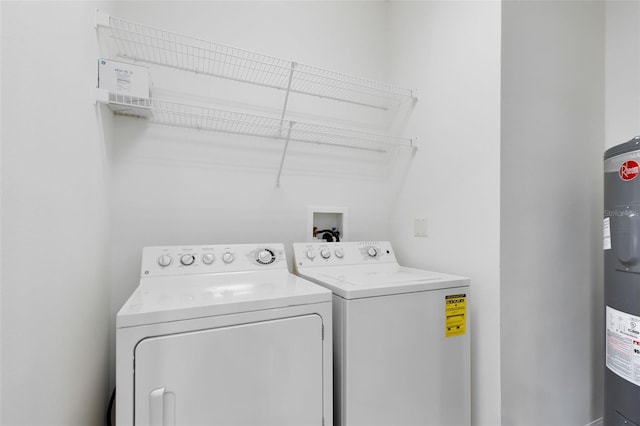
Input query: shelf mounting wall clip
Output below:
<box><xmin>95</xmin><ymin>9</ymin><xmax>110</xmax><ymax>29</ymax></box>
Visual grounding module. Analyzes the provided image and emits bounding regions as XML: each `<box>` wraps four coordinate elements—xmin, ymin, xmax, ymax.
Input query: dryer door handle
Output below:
<box><xmin>149</xmin><ymin>387</ymin><xmax>175</xmax><ymax>426</ymax></box>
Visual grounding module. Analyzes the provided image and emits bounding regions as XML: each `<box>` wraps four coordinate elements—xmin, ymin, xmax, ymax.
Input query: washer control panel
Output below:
<box><xmin>141</xmin><ymin>243</ymin><xmax>287</xmax><ymax>277</ymax></box>
<box><xmin>293</xmin><ymin>241</ymin><xmax>397</xmax><ymax>268</ymax></box>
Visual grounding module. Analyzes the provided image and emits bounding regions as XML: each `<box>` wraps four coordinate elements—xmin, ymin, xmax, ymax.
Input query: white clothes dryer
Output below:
<box><xmin>293</xmin><ymin>241</ymin><xmax>470</xmax><ymax>426</ymax></box>
<box><xmin>116</xmin><ymin>243</ymin><xmax>333</xmax><ymax>426</ymax></box>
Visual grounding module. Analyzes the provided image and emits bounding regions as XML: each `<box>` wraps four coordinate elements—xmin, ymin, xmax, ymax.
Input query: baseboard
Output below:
<box><xmin>585</xmin><ymin>417</ymin><xmax>603</xmax><ymax>426</ymax></box>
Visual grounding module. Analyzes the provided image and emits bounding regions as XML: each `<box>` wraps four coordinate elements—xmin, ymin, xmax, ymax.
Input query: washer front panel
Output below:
<box><xmin>335</xmin><ymin>290</ymin><xmax>470</xmax><ymax>426</ymax></box>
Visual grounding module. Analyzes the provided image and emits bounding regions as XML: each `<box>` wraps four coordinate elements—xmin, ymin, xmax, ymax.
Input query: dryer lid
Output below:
<box><xmin>117</xmin><ymin>270</ymin><xmax>331</xmax><ymax>328</ymax></box>
<box><xmin>297</xmin><ymin>264</ymin><xmax>469</xmax><ymax>299</ymax></box>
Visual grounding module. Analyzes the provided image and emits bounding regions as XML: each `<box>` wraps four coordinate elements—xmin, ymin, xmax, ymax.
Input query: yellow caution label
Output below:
<box><xmin>445</xmin><ymin>294</ymin><xmax>467</xmax><ymax>338</ymax></box>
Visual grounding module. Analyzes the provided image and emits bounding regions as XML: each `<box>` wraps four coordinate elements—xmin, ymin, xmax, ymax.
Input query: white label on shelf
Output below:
<box><xmin>604</xmin><ymin>217</ymin><xmax>611</xmax><ymax>250</ymax></box>
<box><xmin>98</xmin><ymin>59</ymin><xmax>150</xmax><ymax>98</ymax></box>
<box><xmin>606</xmin><ymin>306</ymin><xmax>640</xmax><ymax>386</ymax></box>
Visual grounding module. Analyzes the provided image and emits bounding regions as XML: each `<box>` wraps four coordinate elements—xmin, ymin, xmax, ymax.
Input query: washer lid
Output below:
<box><xmin>117</xmin><ymin>270</ymin><xmax>331</xmax><ymax>328</ymax></box>
<box><xmin>296</xmin><ymin>263</ymin><xmax>469</xmax><ymax>299</ymax></box>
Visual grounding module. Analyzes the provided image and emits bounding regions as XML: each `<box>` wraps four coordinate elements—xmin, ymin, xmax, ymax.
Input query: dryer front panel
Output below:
<box><xmin>134</xmin><ymin>315</ymin><xmax>324</xmax><ymax>426</ymax></box>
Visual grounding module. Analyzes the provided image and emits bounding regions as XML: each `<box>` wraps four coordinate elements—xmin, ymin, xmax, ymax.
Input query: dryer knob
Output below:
<box><xmin>367</xmin><ymin>247</ymin><xmax>378</xmax><ymax>257</ymax></box>
<box><xmin>180</xmin><ymin>254</ymin><xmax>196</xmax><ymax>266</ymax></box>
<box><xmin>222</xmin><ymin>252</ymin><xmax>235</xmax><ymax>264</ymax></box>
<box><xmin>158</xmin><ymin>254</ymin><xmax>173</xmax><ymax>267</ymax></box>
<box><xmin>334</xmin><ymin>248</ymin><xmax>344</xmax><ymax>259</ymax></box>
<box><xmin>202</xmin><ymin>253</ymin><xmax>215</xmax><ymax>265</ymax></box>
<box><xmin>257</xmin><ymin>249</ymin><xmax>274</xmax><ymax>264</ymax></box>
<box><xmin>306</xmin><ymin>249</ymin><xmax>317</xmax><ymax>260</ymax></box>
<box><xmin>321</xmin><ymin>249</ymin><xmax>331</xmax><ymax>259</ymax></box>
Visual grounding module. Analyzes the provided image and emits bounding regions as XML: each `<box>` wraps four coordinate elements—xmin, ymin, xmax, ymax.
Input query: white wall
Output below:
<box><xmin>388</xmin><ymin>2</ymin><xmax>502</xmax><ymax>425</ymax></box>
<box><xmin>501</xmin><ymin>1</ymin><xmax>604</xmax><ymax>425</ymax></box>
<box><xmin>1</xmin><ymin>2</ymin><xmax>111</xmax><ymax>425</ymax></box>
<box><xmin>606</xmin><ymin>0</ymin><xmax>640</xmax><ymax>148</ymax></box>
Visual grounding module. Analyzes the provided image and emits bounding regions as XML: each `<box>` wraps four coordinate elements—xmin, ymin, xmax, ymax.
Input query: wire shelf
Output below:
<box><xmin>98</xmin><ymin>12</ymin><xmax>416</xmax><ymax>110</ymax></box>
<box><xmin>100</xmin><ymin>91</ymin><xmax>415</xmax><ymax>154</ymax></box>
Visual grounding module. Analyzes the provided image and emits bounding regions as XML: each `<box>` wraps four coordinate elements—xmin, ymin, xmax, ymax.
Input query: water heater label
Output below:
<box><xmin>619</xmin><ymin>160</ymin><xmax>640</xmax><ymax>181</ymax></box>
<box><xmin>606</xmin><ymin>306</ymin><xmax>640</xmax><ymax>386</ymax></box>
<box><xmin>603</xmin><ymin>217</ymin><xmax>611</xmax><ymax>250</ymax></box>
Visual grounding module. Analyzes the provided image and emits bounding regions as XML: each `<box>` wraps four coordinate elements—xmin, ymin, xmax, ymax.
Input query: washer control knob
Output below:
<box><xmin>334</xmin><ymin>248</ymin><xmax>344</xmax><ymax>259</ymax></box>
<box><xmin>306</xmin><ymin>249</ymin><xmax>316</xmax><ymax>260</ymax></box>
<box><xmin>202</xmin><ymin>253</ymin><xmax>215</xmax><ymax>265</ymax></box>
<box><xmin>222</xmin><ymin>252</ymin><xmax>235</xmax><ymax>264</ymax></box>
<box><xmin>320</xmin><ymin>249</ymin><xmax>331</xmax><ymax>259</ymax></box>
<box><xmin>367</xmin><ymin>247</ymin><xmax>378</xmax><ymax>257</ymax></box>
<box><xmin>158</xmin><ymin>254</ymin><xmax>173</xmax><ymax>267</ymax></box>
<box><xmin>180</xmin><ymin>254</ymin><xmax>196</xmax><ymax>266</ymax></box>
<box><xmin>257</xmin><ymin>249</ymin><xmax>274</xmax><ymax>264</ymax></box>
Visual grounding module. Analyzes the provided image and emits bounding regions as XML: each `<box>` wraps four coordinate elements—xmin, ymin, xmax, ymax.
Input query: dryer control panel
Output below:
<box><xmin>293</xmin><ymin>241</ymin><xmax>397</xmax><ymax>268</ymax></box>
<box><xmin>141</xmin><ymin>243</ymin><xmax>287</xmax><ymax>277</ymax></box>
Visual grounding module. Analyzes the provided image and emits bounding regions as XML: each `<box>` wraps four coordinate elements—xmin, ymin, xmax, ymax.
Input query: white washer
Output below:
<box><xmin>293</xmin><ymin>241</ymin><xmax>470</xmax><ymax>426</ymax></box>
<box><xmin>116</xmin><ymin>243</ymin><xmax>333</xmax><ymax>426</ymax></box>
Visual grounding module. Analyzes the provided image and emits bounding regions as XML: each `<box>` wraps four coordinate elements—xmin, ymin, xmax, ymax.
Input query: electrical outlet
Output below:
<box><xmin>414</xmin><ymin>218</ymin><xmax>427</xmax><ymax>237</ymax></box>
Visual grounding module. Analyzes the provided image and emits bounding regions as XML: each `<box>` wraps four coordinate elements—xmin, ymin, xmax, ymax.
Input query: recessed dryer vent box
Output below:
<box><xmin>308</xmin><ymin>206</ymin><xmax>348</xmax><ymax>242</ymax></box>
<box><xmin>98</xmin><ymin>59</ymin><xmax>150</xmax><ymax>98</ymax></box>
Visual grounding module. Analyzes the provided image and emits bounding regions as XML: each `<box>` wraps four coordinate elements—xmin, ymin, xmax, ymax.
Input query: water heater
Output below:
<box><xmin>604</xmin><ymin>136</ymin><xmax>640</xmax><ymax>426</ymax></box>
